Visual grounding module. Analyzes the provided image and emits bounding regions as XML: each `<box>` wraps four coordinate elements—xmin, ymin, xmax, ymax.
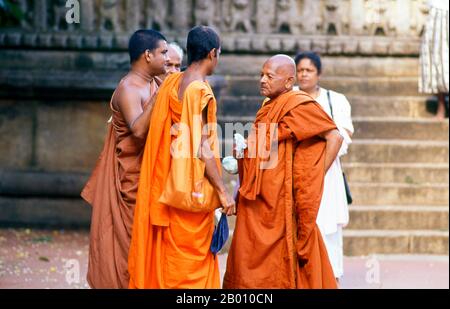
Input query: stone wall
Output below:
<box><xmin>1</xmin><ymin>0</ymin><xmax>429</xmax><ymax>55</ymax></box>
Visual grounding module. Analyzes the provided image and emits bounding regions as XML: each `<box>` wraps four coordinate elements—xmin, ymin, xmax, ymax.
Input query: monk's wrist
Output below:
<box><xmin>217</xmin><ymin>187</ymin><xmax>227</xmax><ymax>196</ymax></box>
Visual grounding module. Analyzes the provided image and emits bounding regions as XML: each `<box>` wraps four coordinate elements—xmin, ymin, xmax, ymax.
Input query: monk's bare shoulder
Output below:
<box><xmin>113</xmin><ymin>77</ymin><xmax>142</xmax><ymax>110</ymax></box>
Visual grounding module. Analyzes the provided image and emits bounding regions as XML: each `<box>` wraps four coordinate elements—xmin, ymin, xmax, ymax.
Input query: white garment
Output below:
<box><xmin>323</xmin><ymin>225</ymin><xmax>344</xmax><ymax>278</ymax></box>
<box><xmin>315</xmin><ymin>87</ymin><xmax>353</xmax><ymax>232</ymax></box>
<box><xmin>294</xmin><ymin>86</ymin><xmax>353</xmax><ymax>278</ymax></box>
<box><xmin>419</xmin><ymin>1</ymin><xmax>449</xmax><ymax>93</ymax></box>
<box><xmin>429</xmin><ymin>0</ymin><xmax>449</xmax><ymax>11</ymax></box>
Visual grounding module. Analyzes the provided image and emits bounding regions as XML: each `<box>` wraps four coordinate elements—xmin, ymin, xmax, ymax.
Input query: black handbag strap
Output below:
<box><xmin>326</xmin><ymin>90</ymin><xmax>334</xmax><ymax>119</ymax></box>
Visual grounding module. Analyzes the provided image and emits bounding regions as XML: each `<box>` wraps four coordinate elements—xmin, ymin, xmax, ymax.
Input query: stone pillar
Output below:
<box><xmin>395</xmin><ymin>0</ymin><xmax>411</xmax><ymax>35</ymax></box>
<box><xmin>80</xmin><ymin>0</ymin><xmax>96</xmax><ymax>32</ymax></box>
<box><xmin>350</xmin><ymin>0</ymin><xmax>365</xmax><ymax>35</ymax></box>
<box><xmin>126</xmin><ymin>0</ymin><xmax>141</xmax><ymax>32</ymax></box>
<box><xmin>172</xmin><ymin>0</ymin><xmax>191</xmax><ymax>31</ymax></box>
<box><xmin>255</xmin><ymin>0</ymin><xmax>275</xmax><ymax>33</ymax></box>
<box><xmin>301</xmin><ymin>0</ymin><xmax>321</xmax><ymax>35</ymax></box>
<box><xmin>34</xmin><ymin>0</ymin><xmax>48</xmax><ymax>31</ymax></box>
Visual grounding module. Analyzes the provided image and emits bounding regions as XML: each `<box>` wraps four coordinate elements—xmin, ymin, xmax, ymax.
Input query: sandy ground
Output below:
<box><xmin>0</xmin><ymin>228</ymin><xmax>448</xmax><ymax>289</ymax></box>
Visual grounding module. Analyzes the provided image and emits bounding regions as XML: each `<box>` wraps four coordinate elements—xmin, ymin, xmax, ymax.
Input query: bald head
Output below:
<box><xmin>264</xmin><ymin>54</ymin><xmax>296</xmax><ymax>78</ymax></box>
<box><xmin>260</xmin><ymin>54</ymin><xmax>296</xmax><ymax>99</ymax></box>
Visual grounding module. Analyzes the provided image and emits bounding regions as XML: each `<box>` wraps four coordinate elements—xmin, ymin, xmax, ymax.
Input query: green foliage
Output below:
<box><xmin>0</xmin><ymin>0</ymin><xmax>25</xmax><ymax>27</ymax></box>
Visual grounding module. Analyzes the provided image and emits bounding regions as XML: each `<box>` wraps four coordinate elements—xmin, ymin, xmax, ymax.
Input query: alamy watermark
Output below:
<box><xmin>365</xmin><ymin>255</ymin><xmax>381</xmax><ymax>286</ymax></box>
<box><xmin>65</xmin><ymin>0</ymin><xmax>80</xmax><ymax>25</ymax></box>
<box><xmin>64</xmin><ymin>259</ymin><xmax>80</xmax><ymax>285</ymax></box>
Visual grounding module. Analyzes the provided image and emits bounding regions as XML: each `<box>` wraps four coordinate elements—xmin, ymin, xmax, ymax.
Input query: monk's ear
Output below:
<box><xmin>286</xmin><ymin>76</ymin><xmax>295</xmax><ymax>89</ymax></box>
<box><xmin>144</xmin><ymin>49</ymin><xmax>154</xmax><ymax>63</ymax></box>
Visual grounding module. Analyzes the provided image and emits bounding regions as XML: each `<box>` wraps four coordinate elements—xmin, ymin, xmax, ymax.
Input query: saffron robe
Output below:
<box><xmin>223</xmin><ymin>90</ymin><xmax>338</xmax><ymax>289</ymax></box>
<box><xmin>81</xmin><ymin>79</ymin><xmax>159</xmax><ymax>288</ymax></box>
<box><xmin>128</xmin><ymin>72</ymin><xmax>221</xmax><ymax>289</ymax></box>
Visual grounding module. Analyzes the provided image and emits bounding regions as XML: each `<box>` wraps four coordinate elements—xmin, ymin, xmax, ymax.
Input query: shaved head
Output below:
<box><xmin>260</xmin><ymin>54</ymin><xmax>296</xmax><ymax>99</ymax></box>
<box><xmin>264</xmin><ymin>54</ymin><xmax>296</xmax><ymax>78</ymax></box>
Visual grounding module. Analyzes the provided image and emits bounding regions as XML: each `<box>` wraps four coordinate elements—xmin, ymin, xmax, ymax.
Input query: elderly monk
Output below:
<box><xmin>128</xmin><ymin>26</ymin><xmax>235</xmax><ymax>289</ymax></box>
<box><xmin>158</xmin><ymin>42</ymin><xmax>184</xmax><ymax>81</ymax></box>
<box><xmin>223</xmin><ymin>55</ymin><xmax>342</xmax><ymax>289</ymax></box>
<box><xmin>81</xmin><ymin>30</ymin><xmax>168</xmax><ymax>289</ymax></box>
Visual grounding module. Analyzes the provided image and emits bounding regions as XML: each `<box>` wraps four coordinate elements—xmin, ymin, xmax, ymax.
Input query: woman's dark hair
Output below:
<box><xmin>187</xmin><ymin>25</ymin><xmax>221</xmax><ymax>65</ymax></box>
<box><xmin>294</xmin><ymin>51</ymin><xmax>322</xmax><ymax>74</ymax></box>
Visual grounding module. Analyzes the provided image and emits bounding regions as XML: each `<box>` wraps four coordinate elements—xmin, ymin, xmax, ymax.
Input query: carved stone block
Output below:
<box><xmin>114</xmin><ymin>35</ymin><xmax>129</xmax><ymax>49</ymax></box>
<box><xmin>38</xmin><ymin>34</ymin><xmax>52</xmax><ymax>48</ymax></box>
<box><xmin>6</xmin><ymin>33</ymin><xmax>22</xmax><ymax>47</ymax></box>
<box><xmin>221</xmin><ymin>36</ymin><xmax>235</xmax><ymax>51</ymax></box>
<box><xmin>327</xmin><ymin>38</ymin><xmax>343</xmax><ymax>54</ymax></box>
<box><xmin>342</xmin><ymin>39</ymin><xmax>359</xmax><ymax>54</ymax></box>
<box><xmin>236</xmin><ymin>37</ymin><xmax>251</xmax><ymax>51</ymax></box>
<box><xmin>99</xmin><ymin>35</ymin><xmax>114</xmax><ymax>49</ymax></box>
<box><xmin>281</xmin><ymin>38</ymin><xmax>297</xmax><ymax>52</ymax></box>
<box><xmin>23</xmin><ymin>34</ymin><xmax>38</xmax><ymax>48</ymax></box>
<box><xmin>255</xmin><ymin>0</ymin><xmax>275</xmax><ymax>33</ymax></box>
<box><xmin>0</xmin><ymin>33</ymin><xmax>5</xmax><ymax>46</ymax></box>
<box><xmin>227</xmin><ymin>0</ymin><xmax>254</xmax><ymax>33</ymax></box>
<box><xmin>251</xmin><ymin>38</ymin><xmax>266</xmax><ymax>51</ymax></box>
<box><xmin>359</xmin><ymin>39</ymin><xmax>373</xmax><ymax>54</ymax></box>
<box><xmin>99</xmin><ymin>0</ymin><xmax>122</xmax><ymax>32</ymax></box>
<box><xmin>311</xmin><ymin>38</ymin><xmax>327</xmax><ymax>54</ymax></box>
<box><xmin>68</xmin><ymin>35</ymin><xmax>84</xmax><ymax>49</ymax></box>
<box><xmin>52</xmin><ymin>34</ymin><xmax>69</xmax><ymax>48</ymax></box>
<box><xmin>275</xmin><ymin>0</ymin><xmax>300</xmax><ymax>34</ymax></box>
<box><xmin>372</xmin><ymin>40</ymin><xmax>390</xmax><ymax>54</ymax></box>
<box><xmin>83</xmin><ymin>35</ymin><xmax>99</xmax><ymax>49</ymax></box>
<box><xmin>266</xmin><ymin>38</ymin><xmax>281</xmax><ymax>52</ymax></box>
<box><xmin>297</xmin><ymin>38</ymin><xmax>312</xmax><ymax>51</ymax></box>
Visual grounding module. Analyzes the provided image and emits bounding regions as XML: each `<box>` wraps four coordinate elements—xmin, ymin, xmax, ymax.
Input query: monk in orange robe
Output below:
<box><xmin>128</xmin><ymin>26</ymin><xmax>235</xmax><ymax>289</ymax></box>
<box><xmin>223</xmin><ymin>55</ymin><xmax>343</xmax><ymax>289</ymax></box>
<box><xmin>81</xmin><ymin>30</ymin><xmax>169</xmax><ymax>289</ymax></box>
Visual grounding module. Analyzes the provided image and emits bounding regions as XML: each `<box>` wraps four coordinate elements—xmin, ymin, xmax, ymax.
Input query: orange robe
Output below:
<box><xmin>223</xmin><ymin>90</ymin><xmax>338</xmax><ymax>289</ymax></box>
<box><xmin>128</xmin><ymin>72</ymin><xmax>221</xmax><ymax>289</ymax></box>
<box><xmin>81</xmin><ymin>79</ymin><xmax>159</xmax><ymax>288</ymax></box>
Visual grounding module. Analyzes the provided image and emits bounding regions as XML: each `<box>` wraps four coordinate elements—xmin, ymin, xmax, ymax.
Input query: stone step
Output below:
<box><xmin>216</xmin><ymin>116</ymin><xmax>449</xmax><ymax>141</ymax></box>
<box><xmin>219</xmin><ymin>139</ymin><xmax>449</xmax><ymax>164</ymax></box>
<box><xmin>218</xmin><ymin>95</ymin><xmax>440</xmax><ymax>118</ymax></box>
<box><xmin>0</xmin><ymin>170</ymin><xmax>88</xmax><ymax>197</ymax></box>
<box><xmin>348</xmin><ymin>95</ymin><xmax>442</xmax><ymax>118</ymax></box>
<box><xmin>344</xmin><ymin>139</ymin><xmax>449</xmax><ymax>164</ymax></box>
<box><xmin>216</xmin><ymin>56</ymin><xmax>420</xmax><ymax>77</ymax></box>
<box><xmin>223</xmin><ymin>76</ymin><xmax>422</xmax><ymax>97</ymax></box>
<box><xmin>343</xmin><ymin>230</ymin><xmax>449</xmax><ymax>255</ymax></box>
<box><xmin>352</xmin><ymin>118</ymin><xmax>449</xmax><ymax>141</ymax></box>
<box><xmin>0</xmin><ymin>52</ymin><xmax>420</xmax><ymax>78</ymax></box>
<box><xmin>349</xmin><ymin>182</ymin><xmax>449</xmax><ymax>206</ymax></box>
<box><xmin>222</xmin><ymin>228</ymin><xmax>449</xmax><ymax>256</ymax></box>
<box><xmin>0</xmin><ymin>197</ymin><xmax>91</xmax><ymax>228</ymax></box>
<box><xmin>343</xmin><ymin>163</ymin><xmax>449</xmax><ymax>184</ymax></box>
<box><xmin>347</xmin><ymin>205</ymin><xmax>449</xmax><ymax>231</ymax></box>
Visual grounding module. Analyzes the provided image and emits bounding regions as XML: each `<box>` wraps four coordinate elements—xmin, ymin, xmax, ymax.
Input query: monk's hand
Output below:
<box><xmin>218</xmin><ymin>190</ymin><xmax>236</xmax><ymax>216</ymax></box>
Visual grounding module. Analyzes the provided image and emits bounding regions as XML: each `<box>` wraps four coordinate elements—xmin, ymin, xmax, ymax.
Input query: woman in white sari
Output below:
<box><xmin>294</xmin><ymin>51</ymin><xmax>354</xmax><ymax>282</ymax></box>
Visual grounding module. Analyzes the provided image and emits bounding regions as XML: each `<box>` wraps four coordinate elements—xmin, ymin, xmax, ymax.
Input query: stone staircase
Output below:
<box><xmin>216</xmin><ymin>55</ymin><xmax>449</xmax><ymax>256</ymax></box>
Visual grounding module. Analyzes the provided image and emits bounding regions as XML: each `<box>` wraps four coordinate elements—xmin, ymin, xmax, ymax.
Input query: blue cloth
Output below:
<box><xmin>210</xmin><ymin>213</ymin><xmax>229</xmax><ymax>255</ymax></box>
